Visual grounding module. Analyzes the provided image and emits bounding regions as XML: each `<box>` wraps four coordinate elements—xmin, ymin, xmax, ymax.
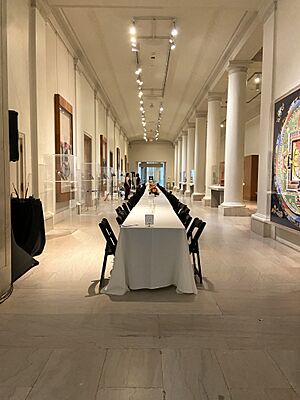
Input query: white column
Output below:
<box><xmin>220</xmin><ymin>61</ymin><xmax>250</xmax><ymax>216</ymax></box>
<box><xmin>185</xmin><ymin>122</ymin><xmax>195</xmax><ymax>197</ymax></box>
<box><xmin>180</xmin><ymin>131</ymin><xmax>187</xmax><ymax>194</ymax></box>
<box><xmin>173</xmin><ymin>141</ymin><xmax>178</xmax><ymax>189</ymax></box>
<box><xmin>192</xmin><ymin>111</ymin><xmax>207</xmax><ymax>201</ymax></box>
<box><xmin>251</xmin><ymin>8</ymin><xmax>276</xmax><ymax>236</ymax></box>
<box><xmin>28</xmin><ymin>4</ymin><xmax>39</xmax><ymax>197</ymax></box>
<box><xmin>0</xmin><ymin>0</ymin><xmax>12</xmax><ymax>302</ymax></box>
<box><xmin>203</xmin><ymin>93</ymin><xmax>222</xmax><ymax>206</ymax></box>
<box><xmin>177</xmin><ymin>137</ymin><xmax>182</xmax><ymax>192</ymax></box>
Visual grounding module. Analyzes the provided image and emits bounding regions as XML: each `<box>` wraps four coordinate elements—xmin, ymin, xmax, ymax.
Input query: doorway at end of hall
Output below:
<box><xmin>138</xmin><ymin>161</ymin><xmax>166</xmax><ymax>186</ymax></box>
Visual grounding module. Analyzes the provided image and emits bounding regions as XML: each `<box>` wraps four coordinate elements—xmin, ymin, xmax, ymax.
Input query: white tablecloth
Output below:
<box><xmin>101</xmin><ymin>188</ymin><xmax>197</xmax><ymax>295</ymax></box>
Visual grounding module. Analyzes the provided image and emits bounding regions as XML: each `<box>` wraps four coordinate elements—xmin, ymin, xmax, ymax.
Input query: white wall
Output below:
<box><xmin>7</xmin><ymin>0</ymin><xmax>31</xmax><ymax>191</ymax></box>
<box><xmin>6</xmin><ymin>0</ymin><xmax>129</xmax><ymax>217</ymax></box>
<box><xmin>274</xmin><ymin>0</ymin><xmax>300</xmax><ymax>101</ymax></box>
<box><xmin>0</xmin><ymin>0</ymin><xmax>11</xmax><ymax>298</ymax></box>
<box><xmin>129</xmin><ymin>141</ymin><xmax>174</xmax><ymax>182</ymax></box>
<box><xmin>244</xmin><ymin>114</ymin><xmax>260</xmax><ymax>156</ymax></box>
<box><xmin>219</xmin><ymin>113</ymin><xmax>260</xmax><ymax>163</ymax></box>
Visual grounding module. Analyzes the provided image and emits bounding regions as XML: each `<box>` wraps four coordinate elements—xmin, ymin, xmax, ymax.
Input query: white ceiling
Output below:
<box><xmin>47</xmin><ymin>0</ymin><xmax>270</xmax><ymax>142</ymax></box>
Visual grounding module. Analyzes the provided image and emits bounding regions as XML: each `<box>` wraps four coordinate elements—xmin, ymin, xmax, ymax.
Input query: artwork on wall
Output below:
<box><xmin>54</xmin><ymin>94</ymin><xmax>74</xmax><ymax>204</ymax></box>
<box><xmin>271</xmin><ymin>87</ymin><xmax>300</xmax><ymax>231</ymax></box>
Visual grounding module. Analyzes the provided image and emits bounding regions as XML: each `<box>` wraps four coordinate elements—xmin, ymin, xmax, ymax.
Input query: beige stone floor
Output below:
<box><xmin>1</xmin><ymin>197</ymin><xmax>300</xmax><ymax>400</ymax></box>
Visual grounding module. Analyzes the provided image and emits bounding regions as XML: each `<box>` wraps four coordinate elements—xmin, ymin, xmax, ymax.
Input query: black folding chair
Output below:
<box><xmin>98</xmin><ymin>218</ymin><xmax>118</xmax><ymax>287</ymax></box>
<box><xmin>122</xmin><ymin>202</ymin><xmax>130</xmax><ymax>216</ymax></box>
<box><xmin>187</xmin><ymin>217</ymin><xmax>201</xmax><ymax>240</ymax></box>
<box><xmin>182</xmin><ymin>213</ymin><xmax>192</xmax><ymax>229</ymax></box>
<box><xmin>115</xmin><ymin>206</ymin><xmax>127</xmax><ymax>224</ymax></box>
<box><xmin>188</xmin><ymin>219</ymin><xmax>206</xmax><ymax>284</ymax></box>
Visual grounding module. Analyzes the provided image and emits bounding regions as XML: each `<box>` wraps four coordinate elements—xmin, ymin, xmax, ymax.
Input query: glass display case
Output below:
<box><xmin>39</xmin><ymin>154</ymin><xmax>79</xmax><ymax>228</ymax></box>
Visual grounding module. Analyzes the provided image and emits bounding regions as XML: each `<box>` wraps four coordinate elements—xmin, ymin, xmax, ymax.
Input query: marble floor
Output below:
<box><xmin>1</xmin><ymin>197</ymin><xmax>300</xmax><ymax>400</ymax></box>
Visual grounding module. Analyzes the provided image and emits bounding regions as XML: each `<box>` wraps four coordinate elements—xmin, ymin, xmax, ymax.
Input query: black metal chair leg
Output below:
<box><xmin>192</xmin><ymin>252</ymin><xmax>197</xmax><ymax>275</ymax></box>
<box><xmin>196</xmin><ymin>250</ymin><xmax>202</xmax><ymax>284</ymax></box>
<box><xmin>100</xmin><ymin>252</ymin><xmax>108</xmax><ymax>287</ymax></box>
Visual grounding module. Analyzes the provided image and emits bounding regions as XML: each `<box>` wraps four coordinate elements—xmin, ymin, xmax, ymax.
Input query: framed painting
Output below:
<box><xmin>271</xmin><ymin>87</ymin><xmax>300</xmax><ymax>231</ymax></box>
<box><xmin>54</xmin><ymin>94</ymin><xmax>73</xmax><ymax>204</ymax></box>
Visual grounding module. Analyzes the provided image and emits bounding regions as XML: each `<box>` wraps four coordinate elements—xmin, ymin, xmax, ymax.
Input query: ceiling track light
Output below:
<box><xmin>129</xmin><ymin>20</ymin><xmax>136</xmax><ymax>36</ymax></box>
<box><xmin>171</xmin><ymin>24</ymin><xmax>178</xmax><ymax>37</ymax></box>
<box><xmin>130</xmin><ymin>19</ymin><xmax>178</xmax><ymax>142</ymax></box>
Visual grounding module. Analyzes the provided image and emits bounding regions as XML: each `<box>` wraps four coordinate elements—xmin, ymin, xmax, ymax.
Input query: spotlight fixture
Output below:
<box><xmin>129</xmin><ymin>24</ymin><xmax>136</xmax><ymax>36</ymax></box>
<box><xmin>130</xmin><ymin>18</ymin><xmax>178</xmax><ymax>141</ymax></box>
<box><xmin>171</xmin><ymin>27</ymin><xmax>178</xmax><ymax>37</ymax></box>
<box><xmin>254</xmin><ymin>75</ymin><xmax>261</xmax><ymax>84</ymax></box>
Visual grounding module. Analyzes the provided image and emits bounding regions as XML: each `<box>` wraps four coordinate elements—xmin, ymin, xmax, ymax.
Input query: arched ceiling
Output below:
<box><xmin>47</xmin><ymin>0</ymin><xmax>271</xmax><ymax>142</ymax></box>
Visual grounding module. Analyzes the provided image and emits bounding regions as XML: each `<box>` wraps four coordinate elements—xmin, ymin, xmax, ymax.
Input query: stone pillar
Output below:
<box><xmin>0</xmin><ymin>0</ymin><xmax>12</xmax><ymax>302</ymax></box>
<box><xmin>192</xmin><ymin>111</ymin><xmax>207</xmax><ymax>201</ymax></box>
<box><xmin>251</xmin><ymin>7</ymin><xmax>276</xmax><ymax>236</ymax></box>
<box><xmin>173</xmin><ymin>141</ymin><xmax>178</xmax><ymax>189</ymax></box>
<box><xmin>203</xmin><ymin>93</ymin><xmax>222</xmax><ymax>206</ymax></box>
<box><xmin>177</xmin><ymin>137</ymin><xmax>182</xmax><ymax>192</ymax></box>
<box><xmin>220</xmin><ymin>61</ymin><xmax>250</xmax><ymax>216</ymax></box>
<box><xmin>185</xmin><ymin>122</ymin><xmax>195</xmax><ymax>197</ymax></box>
<box><xmin>180</xmin><ymin>131</ymin><xmax>187</xmax><ymax>194</ymax></box>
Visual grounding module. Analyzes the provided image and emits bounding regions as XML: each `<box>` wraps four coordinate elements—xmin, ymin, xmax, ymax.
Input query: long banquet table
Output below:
<box><xmin>101</xmin><ymin>188</ymin><xmax>197</xmax><ymax>295</ymax></box>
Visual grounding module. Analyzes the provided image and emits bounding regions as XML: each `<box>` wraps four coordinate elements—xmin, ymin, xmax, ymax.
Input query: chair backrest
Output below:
<box><xmin>190</xmin><ymin>219</ymin><xmax>206</xmax><ymax>249</ymax></box>
<box><xmin>115</xmin><ymin>206</ymin><xmax>123</xmax><ymax>214</ymax></box>
<box><xmin>122</xmin><ymin>203</ymin><xmax>130</xmax><ymax>215</ymax></box>
<box><xmin>178</xmin><ymin>205</ymin><xmax>190</xmax><ymax>217</ymax></box>
<box><xmin>99</xmin><ymin>218</ymin><xmax>117</xmax><ymax>254</ymax></box>
<box><xmin>183</xmin><ymin>214</ymin><xmax>192</xmax><ymax>229</ymax></box>
<box><xmin>127</xmin><ymin>201</ymin><xmax>134</xmax><ymax>210</ymax></box>
<box><xmin>187</xmin><ymin>217</ymin><xmax>201</xmax><ymax>240</ymax></box>
<box><xmin>116</xmin><ymin>206</ymin><xmax>127</xmax><ymax>221</ymax></box>
<box><xmin>116</xmin><ymin>215</ymin><xmax>123</xmax><ymax>226</ymax></box>
<box><xmin>101</xmin><ymin>218</ymin><xmax>117</xmax><ymax>245</ymax></box>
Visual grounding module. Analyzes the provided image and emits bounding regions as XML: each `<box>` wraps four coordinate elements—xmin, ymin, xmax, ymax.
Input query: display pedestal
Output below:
<box><xmin>219</xmin><ymin>202</ymin><xmax>250</xmax><ymax>216</ymax></box>
<box><xmin>202</xmin><ymin>196</ymin><xmax>211</xmax><ymax>207</ymax></box>
<box><xmin>192</xmin><ymin>192</ymin><xmax>205</xmax><ymax>201</ymax></box>
<box><xmin>209</xmin><ymin>185</ymin><xmax>224</xmax><ymax>208</ymax></box>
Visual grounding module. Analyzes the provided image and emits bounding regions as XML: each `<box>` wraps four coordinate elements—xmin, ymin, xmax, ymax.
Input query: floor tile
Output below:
<box><xmin>216</xmin><ymin>350</ymin><xmax>290</xmax><ymax>389</ymax></box>
<box><xmin>162</xmin><ymin>349</ymin><xmax>230</xmax><ymax>400</ymax></box>
<box><xmin>26</xmin><ymin>348</ymin><xmax>106</xmax><ymax>400</ymax></box>
<box><xmin>230</xmin><ymin>388</ymin><xmax>300</xmax><ymax>400</ymax></box>
<box><xmin>99</xmin><ymin>349</ymin><xmax>162</xmax><ymax>388</ymax></box>
<box><xmin>0</xmin><ymin>348</ymin><xmax>51</xmax><ymax>387</ymax></box>
<box><xmin>96</xmin><ymin>388</ymin><xmax>164</xmax><ymax>400</ymax></box>
<box><xmin>269</xmin><ymin>350</ymin><xmax>300</xmax><ymax>394</ymax></box>
<box><xmin>0</xmin><ymin>386</ymin><xmax>32</xmax><ymax>400</ymax></box>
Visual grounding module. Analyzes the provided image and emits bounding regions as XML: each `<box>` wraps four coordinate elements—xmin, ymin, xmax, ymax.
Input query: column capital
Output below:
<box><xmin>208</xmin><ymin>92</ymin><xmax>223</xmax><ymax>102</ymax></box>
<box><xmin>227</xmin><ymin>60</ymin><xmax>252</xmax><ymax>75</ymax></box>
<box><xmin>181</xmin><ymin>130</ymin><xmax>188</xmax><ymax>137</ymax></box>
<box><xmin>195</xmin><ymin>111</ymin><xmax>207</xmax><ymax>119</ymax></box>
<box><xmin>188</xmin><ymin>122</ymin><xmax>195</xmax><ymax>129</ymax></box>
